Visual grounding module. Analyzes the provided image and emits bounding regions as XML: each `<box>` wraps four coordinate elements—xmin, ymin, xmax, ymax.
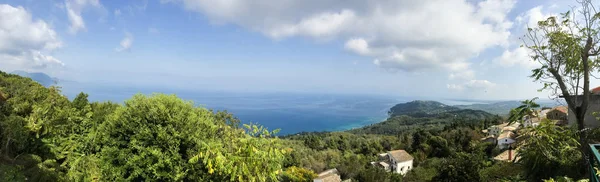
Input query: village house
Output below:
<box><xmin>371</xmin><ymin>150</ymin><xmax>414</xmax><ymax>175</ymax></box>
<box><xmin>484</xmin><ymin>122</ymin><xmax>519</xmax><ymax>148</ymax></box>
<box><xmin>313</xmin><ymin>168</ymin><xmax>342</xmax><ymax>182</ymax></box>
<box><xmin>564</xmin><ymin>86</ymin><xmax>600</xmax><ymax>128</ymax></box>
<box><xmin>497</xmin><ymin>131</ymin><xmax>516</xmax><ymax>149</ymax></box>
<box><xmin>523</xmin><ymin>117</ymin><xmax>540</xmax><ymax>127</ymax></box>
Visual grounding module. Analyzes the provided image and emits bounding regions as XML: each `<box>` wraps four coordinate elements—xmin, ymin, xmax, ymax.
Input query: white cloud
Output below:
<box><xmin>0</xmin><ymin>4</ymin><xmax>64</xmax><ymax>69</ymax></box>
<box><xmin>448</xmin><ymin>79</ymin><xmax>497</xmax><ymax>91</ymax></box>
<box><xmin>169</xmin><ymin>0</ymin><xmax>516</xmax><ymax>75</ymax></box>
<box><xmin>344</xmin><ymin>38</ymin><xmax>370</xmax><ymax>55</ymax></box>
<box><xmin>493</xmin><ymin>46</ymin><xmax>539</xmax><ymax>68</ymax></box>
<box><xmin>114</xmin><ymin>9</ymin><xmax>121</xmax><ymax>16</ymax></box>
<box><xmin>116</xmin><ymin>32</ymin><xmax>133</xmax><ymax>52</ymax></box>
<box><xmin>65</xmin><ymin>0</ymin><xmax>102</xmax><ymax>34</ymax></box>
<box><xmin>449</xmin><ymin>70</ymin><xmax>475</xmax><ymax>80</ymax></box>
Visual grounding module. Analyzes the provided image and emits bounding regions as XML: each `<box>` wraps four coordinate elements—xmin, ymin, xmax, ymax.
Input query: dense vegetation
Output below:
<box><xmin>0</xmin><ymin>71</ymin><xmax>285</xmax><ymax>181</ymax></box>
<box><xmin>3</xmin><ymin>68</ymin><xmax>599</xmax><ymax>182</ymax></box>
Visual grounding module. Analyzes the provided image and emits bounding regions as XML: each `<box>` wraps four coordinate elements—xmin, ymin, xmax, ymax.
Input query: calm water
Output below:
<box><xmin>59</xmin><ymin>82</ymin><xmax>403</xmax><ymax>135</ymax></box>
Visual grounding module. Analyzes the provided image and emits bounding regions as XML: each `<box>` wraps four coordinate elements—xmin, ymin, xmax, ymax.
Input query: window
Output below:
<box><xmin>505</xmin><ymin>139</ymin><xmax>508</xmax><ymax>142</ymax></box>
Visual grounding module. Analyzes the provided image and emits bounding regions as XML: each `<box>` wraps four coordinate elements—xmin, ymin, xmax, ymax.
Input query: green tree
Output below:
<box><xmin>517</xmin><ymin>120</ymin><xmax>584</xmax><ymax>180</ymax></box>
<box><xmin>281</xmin><ymin>166</ymin><xmax>317</xmax><ymax>182</ymax></box>
<box><xmin>96</xmin><ymin>94</ymin><xmax>286</xmax><ymax>181</ymax></box>
<box><xmin>524</xmin><ymin>0</ymin><xmax>600</xmax><ymax>154</ymax></box>
<box><xmin>508</xmin><ymin>98</ymin><xmax>540</xmax><ymax>124</ymax></box>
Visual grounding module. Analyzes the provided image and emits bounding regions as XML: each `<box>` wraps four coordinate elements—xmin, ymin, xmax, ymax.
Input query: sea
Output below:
<box><xmin>57</xmin><ymin>82</ymin><xmax>487</xmax><ymax>135</ymax></box>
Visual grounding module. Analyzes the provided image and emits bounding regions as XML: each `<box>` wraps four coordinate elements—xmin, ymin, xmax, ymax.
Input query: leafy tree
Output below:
<box><xmin>508</xmin><ymin>98</ymin><xmax>541</xmax><ymax>124</ymax></box>
<box><xmin>517</xmin><ymin>120</ymin><xmax>584</xmax><ymax>180</ymax></box>
<box><xmin>431</xmin><ymin>152</ymin><xmax>483</xmax><ymax>182</ymax></box>
<box><xmin>281</xmin><ymin>166</ymin><xmax>317</xmax><ymax>182</ymax></box>
<box><xmin>96</xmin><ymin>94</ymin><xmax>286</xmax><ymax>181</ymax></box>
<box><xmin>524</xmin><ymin>0</ymin><xmax>600</xmax><ymax>153</ymax></box>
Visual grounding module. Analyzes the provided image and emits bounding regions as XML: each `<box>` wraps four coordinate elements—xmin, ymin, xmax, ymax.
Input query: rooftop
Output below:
<box><xmin>388</xmin><ymin>150</ymin><xmax>413</xmax><ymax>162</ymax></box>
<box><xmin>498</xmin><ymin>131</ymin><xmax>516</xmax><ymax>140</ymax></box>
<box><xmin>552</xmin><ymin>106</ymin><xmax>568</xmax><ymax>114</ymax></box>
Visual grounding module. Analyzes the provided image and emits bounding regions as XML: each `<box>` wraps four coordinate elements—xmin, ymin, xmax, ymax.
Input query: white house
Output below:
<box><xmin>373</xmin><ymin>150</ymin><xmax>414</xmax><ymax>175</ymax></box>
<box><xmin>523</xmin><ymin>117</ymin><xmax>540</xmax><ymax>127</ymax></box>
<box><xmin>497</xmin><ymin>131</ymin><xmax>516</xmax><ymax>149</ymax></box>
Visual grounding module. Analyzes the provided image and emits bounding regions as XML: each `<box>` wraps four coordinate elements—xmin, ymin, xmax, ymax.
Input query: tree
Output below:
<box><xmin>517</xmin><ymin>120</ymin><xmax>584</xmax><ymax>180</ymax></box>
<box><xmin>72</xmin><ymin>92</ymin><xmax>89</xmax><ymax>111</ymax></box>
<box><xmin>431</xmin><ymin>152</ymin><xmax>483</xmax><ymax>182</ymax></box>
<box><xmin>281</xmin><ymin>166</ymin><xmax>317</xmax><ymax>182</ymax></box>
<box><xmin>508</xmin><ymin>98</ymin><xmax>541</xmax><ymax>124</ymax></box>
<box><xmin>96</xmin><ymin>94</ymin><xmax>286</xmax><ymax>181</ymax></box>
<box><xmin>524</xmin><ymin>0</ymin><xmax>600</xmax><ymax>153</ymax></box>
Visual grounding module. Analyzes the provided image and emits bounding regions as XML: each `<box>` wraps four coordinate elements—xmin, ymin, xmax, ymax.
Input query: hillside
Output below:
<box><xmin>388</xmin><ymin>100</ymin><xmax>460</xmax><ymax>117</ymax></box>
<box><xmin>352</xmin><ymin>100</ymin><xmax>500</xmax><ymax>135</ymax></box>
<box><xmin>11</xmin><ymin>70</ymin><xmax>56</xmax><ymax>87</ymax></box>
<box><xmin>455</xmin><ymin>100</ymin><xmax>561</xmax><ymax>115</ymax></box>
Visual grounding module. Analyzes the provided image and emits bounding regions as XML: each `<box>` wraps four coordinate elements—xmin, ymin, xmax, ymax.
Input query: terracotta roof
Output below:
<box><xmin>552</xmin><ymin>106</ymin><xmax>568</xmax><ymax>114</ymax></box>
<box><xmin>502</xmin><ymin>126</ymin><xmax>517</xmax><ymax>131</ymax></box>
<box><xmin>498</xmin><ymin>131</ymin><xmax>516</xmax><ymax>140</ymax></box>
<box><xmin>388</xmin><ymin>150</ymin><xmax>413</xmax><ymax>162</ymax></box>
<box><xmin>592</xmin><ymin>86</ymin><xmax>600</xmax><ymax>94</ymax></box>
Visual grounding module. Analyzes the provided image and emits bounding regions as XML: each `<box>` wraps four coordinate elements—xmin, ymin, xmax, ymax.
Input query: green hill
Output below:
<box><xmin>352</xmin><ymin>101</ymin><xmax>500</xmax><ymax>135</ymax></box>
<box><xmin>388</xmin><ymin>100</ymin><xmax>460</xmax><ymax>117</ymax></box>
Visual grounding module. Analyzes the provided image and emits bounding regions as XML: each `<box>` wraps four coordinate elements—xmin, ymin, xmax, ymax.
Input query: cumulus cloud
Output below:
<box><xmin>448</xmin><ymin>79</ymin><xmax>497</xmax><ymax>91</ymax></box>
<box><xmin>167</xmin><ymin>0</ymin><xmax>516</xmax><ymax>74</ymax></box>
<box><xmin>493</xmin><ymin>46</ymin><xmax>539</xmax><ymax>68</ymax></box>
<box><xmin>65</xmin><ymin>0</ymin><xmax>102</xmax><ymax>34</ymax></box>
<box><xmin>0</xmin><ymin>4</ymin><xmax>64</xmax><ymax>69</ymax></box>
<box><xmin>116</xmin><ymin>32</ymin><xmax>133</xmax><ymax>52</ymax></box>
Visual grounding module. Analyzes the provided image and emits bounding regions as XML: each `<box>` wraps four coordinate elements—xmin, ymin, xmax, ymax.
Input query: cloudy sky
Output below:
<box><xmin>0</xmin><ymin>0</ymin><xmax>588</xmax><ymax>100</ymax></box>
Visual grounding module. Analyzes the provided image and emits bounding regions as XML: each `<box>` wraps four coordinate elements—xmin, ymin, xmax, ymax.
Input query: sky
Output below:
<box><xmin>0</xmin><ymin>0</ymin><xmax>591</xmax><ymax>100</ymax></box>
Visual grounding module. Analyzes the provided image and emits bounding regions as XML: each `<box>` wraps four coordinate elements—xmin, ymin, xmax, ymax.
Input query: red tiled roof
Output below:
<box><xmin>592</xmin><ymin>86</ymin><xmax>600</xmax><ymax>94</ymax></box>
<box><xmin>553</xmin><ymin>106</ymin><xmax>568</xmax><ymax>114</ymax></box>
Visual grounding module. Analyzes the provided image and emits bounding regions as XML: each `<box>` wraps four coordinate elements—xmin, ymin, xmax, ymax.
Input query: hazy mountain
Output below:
<box><xmin>455</xmin><ymin>100</ymin><xmax>561</xmax><ymax>116</ymax></box>
<box><xmin>11</xmin><ymin>70</ymin><xmax>57</xmax><ymax>87</ymax></box>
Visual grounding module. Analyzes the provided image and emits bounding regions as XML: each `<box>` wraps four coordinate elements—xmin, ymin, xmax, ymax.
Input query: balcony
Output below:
<box><xmin>590</xmin><ymin>144</ymin><xmax>600</xmax><ymax>182</ymax></box>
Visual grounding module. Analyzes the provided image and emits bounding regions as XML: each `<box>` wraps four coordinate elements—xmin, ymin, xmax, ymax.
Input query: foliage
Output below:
<box><xmin>0</xmin><ymin>71</ymin><xmax>287</xmax><ymax>181</ymax></box>
<box><xmin>517</xmin><ymin>120</ymin><xmax>584</xmax><ymax>180</ymax></box>
<box><xmin>280</xmin><ymin>166</ymin><xmax>317</xmax><ymax>182</ymax></box>
<box><xmin>508</xmin><ymin>97</ymin><xmax>540</xmax><ymax>124</ymax></box>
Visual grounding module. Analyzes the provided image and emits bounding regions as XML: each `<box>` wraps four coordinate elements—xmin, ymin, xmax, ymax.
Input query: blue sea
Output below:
<box><xmin>58</xmin><ymin>82</ymin><xmax>408</xmax><ymax>135</ymax></box>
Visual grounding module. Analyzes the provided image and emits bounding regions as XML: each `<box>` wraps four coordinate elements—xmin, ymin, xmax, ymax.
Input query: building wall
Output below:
<box><xmin>393</xmin><ymin>160</ymin><xmax>413</xmax><ymax>175</ymax></box>
<box><xmin>547</xmin><ymin>110</ymin><xmax>567</xmax><ymax>120</ymax></box>
<box><xmin>489</xmin><ymin>126</ymin><xmax>501</xmax><ymax>136</ymax></box>
<box><xmin>497</xmin><ymin>138</ymin><xmax>515</xmax><ymax>149</ymax></box>
<box><xmin>567</xmin><ymin>95</ymin><xmax>600</xmax><ymax>128</ymax></box>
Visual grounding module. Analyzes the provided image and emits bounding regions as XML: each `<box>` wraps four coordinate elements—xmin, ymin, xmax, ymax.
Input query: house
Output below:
<box><xmin>488</xmin><ymin>123</ymin><xmax>508</xmax><ymax>137</ymax></box>
<box><xmin>372</xmin><ymin>150</ymin><xmax>414</xmax><ymax>175</ymax></box>
<box><xmin>497</xmin><ymin>131</ymin><xmax>516</xmax><ymax>149</ymax></box>
<box><xmin>547</xmin><ymin>106</ymin><xmax>568</xmax><ymax>121</ymax></box>
<box><xmin>523</xmin><ymin>117</ymin><xmax>540</xmax><ymax>127</ymax></box>
<box><xmin>488</xmin><ymin>123</ymin><xmax>519</xmax><ymax>136</ymax></box>
<box><xmin>564</xmin><ymin>86</ymin><xmax>600</xmax><ymax>128</ymax></box>
<box><xmin>313</xmin><ymin>168</ymin><xmax>342</xmax><ymax>182</ymax></box>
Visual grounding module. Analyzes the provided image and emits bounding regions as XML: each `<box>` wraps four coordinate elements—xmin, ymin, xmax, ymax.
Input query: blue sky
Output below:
<box><xmin>0</xmin><ymin>0</ymin><xmax>589</xmax><ymax>100</ymax></box>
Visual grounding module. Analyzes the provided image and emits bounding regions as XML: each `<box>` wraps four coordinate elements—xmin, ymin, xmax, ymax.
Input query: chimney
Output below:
<box><xmin>508</xmin><ymin>145</ymin><xmax>512</xmax><ymax>161</ymax></box>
